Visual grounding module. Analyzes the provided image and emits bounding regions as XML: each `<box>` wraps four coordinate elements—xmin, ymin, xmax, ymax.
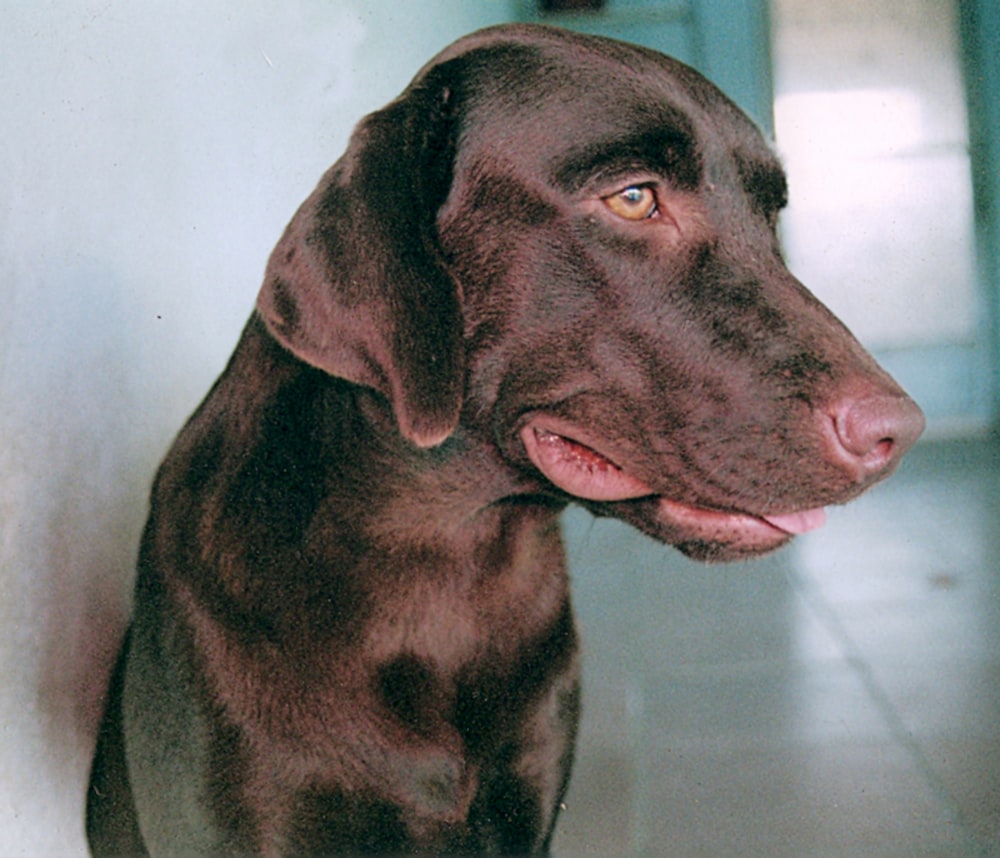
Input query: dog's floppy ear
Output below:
<box><xmin>257</xmin><ymin>68</ymin><xmax>463</xmax><ymax>448</ymax></box>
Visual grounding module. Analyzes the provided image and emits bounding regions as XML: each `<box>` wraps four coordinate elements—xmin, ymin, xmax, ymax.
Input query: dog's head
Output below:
<box><xmin>257</xmin><ymin>24</ymin><xmax>924</xmax><ymax>560</ymax></box>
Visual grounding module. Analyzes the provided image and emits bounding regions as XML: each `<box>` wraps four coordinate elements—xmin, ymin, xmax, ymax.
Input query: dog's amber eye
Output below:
<box><xmin>604</xmin><ymin>186</ymin><xmax>657</xmax><ymax>220</ymax></box>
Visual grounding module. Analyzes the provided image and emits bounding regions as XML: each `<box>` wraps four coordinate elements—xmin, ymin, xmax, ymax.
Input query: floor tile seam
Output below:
<box><xmin>784</xmin><ymin>565</ymin><xmax>985</xmax><ymax>854</ymax></box>
<box><xmin>629</xmin><ymin>656</ymin><xmax>844</xmax><ymax>682</ymax></box>
<box><xmin>638</xmin><ymin>731</ymin><xmax>917</xmax><ymax>756</ymax></box>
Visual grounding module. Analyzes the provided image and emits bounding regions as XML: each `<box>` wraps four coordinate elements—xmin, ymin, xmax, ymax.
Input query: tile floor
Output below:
<box><xmin>551</xmin><ymin>436</ymin><xmax>1000</xmax><ymax>857</ymax></box>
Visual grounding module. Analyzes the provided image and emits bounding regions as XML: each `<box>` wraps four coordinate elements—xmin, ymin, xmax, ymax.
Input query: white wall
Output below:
<box><xmin>0</xmin><ymin>2</ymin><xmax>513</xmax><ymax>853</ymax></box>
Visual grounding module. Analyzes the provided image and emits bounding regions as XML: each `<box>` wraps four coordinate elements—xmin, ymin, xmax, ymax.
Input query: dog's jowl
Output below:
<box><xmin>87</xmin><ymin>24</ymin><xmax>924</xmax><ymax>856</ymax></box>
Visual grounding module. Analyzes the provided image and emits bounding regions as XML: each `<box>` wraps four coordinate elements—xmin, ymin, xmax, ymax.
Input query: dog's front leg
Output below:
<box><xmin>465</xmin><ymin>655</ymin><xmax>581</xmax><ymax>855</ymax></box>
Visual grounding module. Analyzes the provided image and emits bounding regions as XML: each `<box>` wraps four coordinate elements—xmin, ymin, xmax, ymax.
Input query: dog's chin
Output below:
<box><xmin>518</xmin><ymin>419</ymin><xmax>826</xmax><ymax>562</ymax></box>
<box><xmin>601</xmin><ymin>495</ymin><xmax>796</xmax><ymax>562</ymax></box>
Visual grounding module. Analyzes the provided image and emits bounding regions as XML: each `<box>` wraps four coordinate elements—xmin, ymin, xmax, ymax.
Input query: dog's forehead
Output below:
<box><xmin>431</xmin><ymin>28</ymin><xmax>776</xmax><ymax>191</ymax></box>
<box><xmin>449</xmin><ymin>40</ymin><xmax>699</xmax><ymax>130</ymax></box>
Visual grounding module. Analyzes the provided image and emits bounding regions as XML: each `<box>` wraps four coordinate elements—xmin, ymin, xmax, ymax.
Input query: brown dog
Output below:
<box><xmin>87</xmin><ymin>23</ymin><xmax>924</xmax><ymax>856</ymax></box>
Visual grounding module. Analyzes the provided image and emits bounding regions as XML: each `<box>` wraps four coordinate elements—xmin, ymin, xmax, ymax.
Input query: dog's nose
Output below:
<box><xmin>828</xmin><ymin>392</ymin><xmax>925</xmax><ymax>481</ymax></box>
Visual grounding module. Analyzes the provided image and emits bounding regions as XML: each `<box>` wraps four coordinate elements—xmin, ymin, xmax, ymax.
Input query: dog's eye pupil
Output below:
<box><xmin>604</xmin><ymin>186</ymin><xmax>657</xmax><ymax>221</ymax></box>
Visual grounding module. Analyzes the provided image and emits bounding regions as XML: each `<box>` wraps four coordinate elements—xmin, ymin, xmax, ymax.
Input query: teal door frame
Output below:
<box><xmin>959</xmin><ymin>0</ymin><xmax>1000</xmax><ymax>429</ymax></box>
<box><xmin>515</xmin><ymin>1</ymin><xmax>773</xmax><ymax>129</ymax></box>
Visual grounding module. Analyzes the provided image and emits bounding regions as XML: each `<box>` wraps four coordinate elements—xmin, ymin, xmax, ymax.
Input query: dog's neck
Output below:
<box><xmin>342</xmin><ymin>382</ymin><xmax>568</xmax><ymax>578</ymax></box>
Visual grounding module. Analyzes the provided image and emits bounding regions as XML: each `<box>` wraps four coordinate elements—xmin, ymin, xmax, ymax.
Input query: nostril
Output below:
<box><xmin>861</xmin><ymin>438</ymin><xmax>896</xmax><ymax>472</ymax></box>
<box><xmin>829</xmin><ymin>393</ymin><xmax>925</xmax><ymax>478</ymax></box>
<box><xmin>868</xmin><ymin>437</ymin><xmax>895</xmax><ymax>467</ymax></box>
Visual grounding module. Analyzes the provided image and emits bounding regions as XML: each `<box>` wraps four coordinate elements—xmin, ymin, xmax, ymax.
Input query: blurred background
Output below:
<box><xmin>1</xmin><ymin>1</ymin><xmax>997</xmax><ymax>855</ymax></box>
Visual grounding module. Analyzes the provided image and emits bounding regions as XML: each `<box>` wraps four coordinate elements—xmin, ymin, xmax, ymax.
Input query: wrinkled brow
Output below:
<box><xmin>549</xmin><ymin>121</ymin><xmax>701</xmax><ymax>194</ymax></box>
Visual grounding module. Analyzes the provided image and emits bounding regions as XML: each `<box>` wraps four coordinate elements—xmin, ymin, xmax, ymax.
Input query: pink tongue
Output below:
<box><xmin>762</xmin><ymin>508</ymin><xmax>827</xmax><ymax>534</ymax></box>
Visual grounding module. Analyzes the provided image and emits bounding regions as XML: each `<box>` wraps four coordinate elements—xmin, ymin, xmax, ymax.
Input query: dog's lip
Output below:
<box><xmin>653</xmin><ymin>496</ymin><xmax>826</xmax><ymax>537</ymax></box>
<box><xmin>518</xmin><ymin>418</ymin><xmax>827</xmax><ymax>537</ymax></box>
<box><xmin>519</xmin><ymin>421</ymin><xmax>654</xmax><ymax>502</ymax></box>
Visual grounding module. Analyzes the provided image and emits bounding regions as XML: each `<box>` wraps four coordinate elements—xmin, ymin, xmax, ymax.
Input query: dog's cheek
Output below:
<box><xmin>438</xmin><ymin>170</ymin><xmax>560</xmax><ymax>281</ymax></box>
<box><xmin>455</xmin><ymin>235</ymin><xmax>611</xmax><ymax>417</ymax></box>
